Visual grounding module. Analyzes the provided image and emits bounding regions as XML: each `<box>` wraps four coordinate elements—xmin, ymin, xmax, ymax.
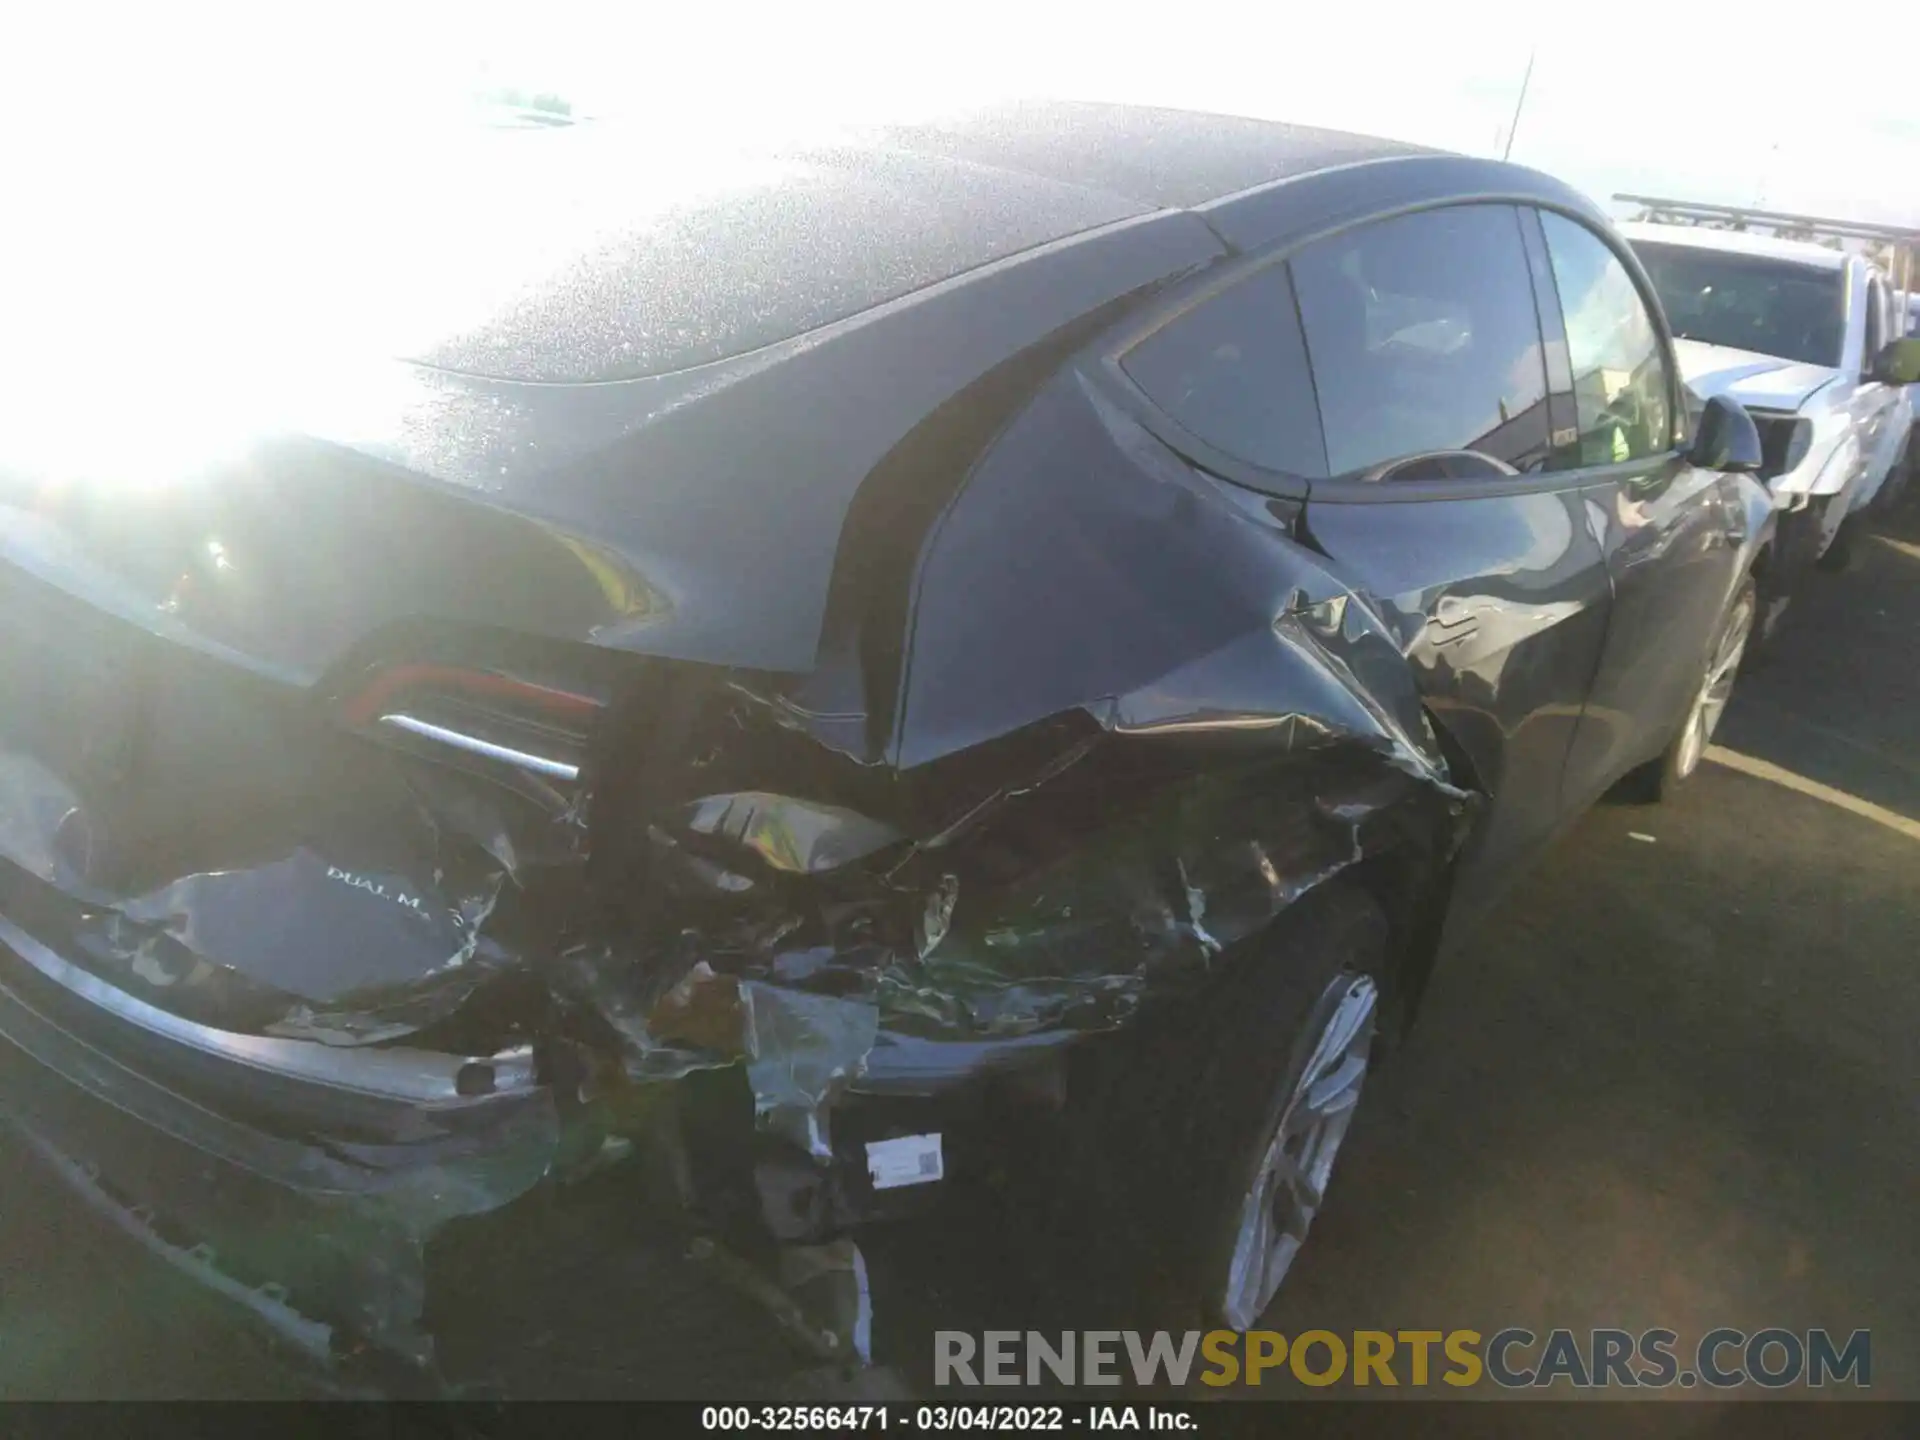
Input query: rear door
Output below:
<box><xmin>1532</xmin><ymin>209</ymin><xmax>1744</xmax><ymax>811</ymax></box>
<box><xmin>1279</xmin><ymin>204</ymin><xmax>1614</xmax><ymax>920</ymax></box>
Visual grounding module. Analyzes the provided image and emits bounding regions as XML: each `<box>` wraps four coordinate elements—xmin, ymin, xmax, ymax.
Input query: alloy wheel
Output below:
<box><xmin>1674</xmin><ymin>592</ymin><xmax>1755</xmax><ymax>781</ymax></box>
<box><xmin>1219</xmin><ymin>973</ymin><xmax>1377</xmax><ymax>1331</ymax></box>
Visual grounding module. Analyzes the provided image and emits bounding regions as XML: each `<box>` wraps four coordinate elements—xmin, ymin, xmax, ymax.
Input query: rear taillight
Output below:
<box><xmin>338</xmin><ymin>663</ymin><xmax>603</xmax><ymax>783</ymax></box>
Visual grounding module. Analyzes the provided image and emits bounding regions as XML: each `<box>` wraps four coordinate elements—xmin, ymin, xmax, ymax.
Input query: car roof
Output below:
<box><xmin>1619</xmin><ymin>220</ymin><xmax>1849</xmax><ymax>270</ymax></box>
<box><xmin>414</xmin><ymin>102</ymin><xmax>1435</xmax><ymax>383</ymax></box>
<box><xmin>351</xmin><ymin>112</ymin><xmax>1609</xmax><ymax>675</ymax></box>
<box><xmin>870</xmin><ymin>100</ymin><xmax>1433</xmax><ymax>211</ymax></box>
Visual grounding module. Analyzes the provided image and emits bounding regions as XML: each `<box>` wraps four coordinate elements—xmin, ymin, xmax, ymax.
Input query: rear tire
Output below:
<box><xmin>1069</xmin><ymin>882</ymin><xmax>1391</xmax><ymax>1329</ymax></box>
<box><xmin>1629</xmin><ymin>576</ymin><xmax>1756</xmax><ymax>803</ymax></box>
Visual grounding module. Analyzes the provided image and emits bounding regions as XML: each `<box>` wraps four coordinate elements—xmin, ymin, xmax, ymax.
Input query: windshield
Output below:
<box><xmin>1633</xmin><ymin>241</ymin><xmax>1846</xmax><ymax>368</ymax></box>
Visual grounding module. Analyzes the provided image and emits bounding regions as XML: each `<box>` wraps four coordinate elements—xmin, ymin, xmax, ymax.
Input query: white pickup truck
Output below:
<box><xmin>1623</xmin><ymin>222</ymin><xmax>1915</xmax><ymax>636</ymax></box>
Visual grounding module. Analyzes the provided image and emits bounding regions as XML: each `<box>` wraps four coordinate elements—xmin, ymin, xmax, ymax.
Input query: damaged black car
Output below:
<box><xmin>0</xmin><ymin>101</ymin><xmax>1777</xmax><ymax>1381</ymax></box>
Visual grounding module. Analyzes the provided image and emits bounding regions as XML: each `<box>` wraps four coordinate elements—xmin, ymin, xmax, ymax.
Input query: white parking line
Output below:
<box><xmin>1705</xmin><ymin>745</ymin><xmax>1920</xmax><ymax>843</ymax></box>
<box><xmin>1735</xmin><ymin>696</ymin><xmax>1920</xmax><ymax>783</ymax></box>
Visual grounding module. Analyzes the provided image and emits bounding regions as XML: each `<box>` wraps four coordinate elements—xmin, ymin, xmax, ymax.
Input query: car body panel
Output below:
<box><xmin>1284</xmin><ymin>198</ymin><xmax>1756</xmax><ymax>926</ymax></box>
<box><xmin>1301</xmin><ymin>488</ymin><xmax>1610</xmax><ymax>920</ymax></box>
<box><xmin>399</xmin><ymin>129</ymin><xmax>1153</xmax><ymax>385</ymax></box>
<box><xmin>0</xmin><ymin>901</ymin><xmax>557</xmax><ymax>1364</ymax></box>
<box><xmin>0</xmin><ymin>211</ymin><xmax>1225</xmax><ymax>680</ymax></box>
<box><xmin>1558</xmin><ymin>458</ymin><xmax>1748</xmax><ymax>809</ymax></box>
<box><xmin>1857</xmin><ymin>378</ymin><xmax>1913</xmax><ymax>514</ymax></box>
<box><xmin>0</xmin><ymin>105</ymin><xmax>1769</xmax><ymax>1374</ymax></box>
<box><xmin>1202</xmin><ymin>152</ymin><xmax>1611</xmax><ymax>256</ymax></box>
<box><xmin>872</xmin><ymin>99</ymin><xmax>1432</xmax><ymax>212</ymax></box>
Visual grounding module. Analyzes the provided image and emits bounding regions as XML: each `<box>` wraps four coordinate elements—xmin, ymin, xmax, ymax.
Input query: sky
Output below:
<box><xmin>1</xmin><ymin>0</ymin><xmax>1910</xmax><ymax>483</ymax></box>
<box><xmin>1</xmin><ymin>0</ymin><xmax>1913</xmax><ymax>438</ymax></box>
<box><xmin>3</xmin><ymin>0</ymin><xmax>1915</xmax><ymax>227</ymax></box>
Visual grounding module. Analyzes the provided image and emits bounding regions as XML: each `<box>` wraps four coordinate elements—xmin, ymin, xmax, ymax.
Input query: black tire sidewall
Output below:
<box><xmin>1141</xmin><ymin>883</ymin><xmax>1391</xmax><ymax>1328</ymax></box>
<box><xmin>1659</xmin><ymin>576</ymin><xmax>1757</xmax><ymax>797</ymax></box>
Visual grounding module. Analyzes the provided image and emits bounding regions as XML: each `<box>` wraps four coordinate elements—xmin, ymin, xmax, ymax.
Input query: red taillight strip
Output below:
<box><xmin>338</xmin><ymin>664</ymin><xmax>602</xmax><ymax>729</ymax></box>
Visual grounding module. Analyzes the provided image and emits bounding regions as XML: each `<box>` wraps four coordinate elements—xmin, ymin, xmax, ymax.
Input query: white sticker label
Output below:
<box><xmin>865</xmin><ymin>1133</ymin><xmax>944</xmax><ymax>1190</ymax></box>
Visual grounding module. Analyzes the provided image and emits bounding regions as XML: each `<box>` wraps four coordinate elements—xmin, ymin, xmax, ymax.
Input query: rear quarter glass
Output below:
<box><xmin>1119</xmin><ymin>263</ymin><xmax>1327</xmax><ymax>478</ymax></box>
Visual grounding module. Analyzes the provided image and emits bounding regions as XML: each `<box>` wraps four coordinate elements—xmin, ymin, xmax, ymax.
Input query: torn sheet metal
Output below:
<box><xmin>0</xmin><ymin>354</ymin><xmax>1477</xmax><ymax>1378</ymax></box>
<box><xmin>557</xmin><ymin>951</ymin><xmax>883</xmax><ymax>1160</ymax></box>
<box><xmin>605</xmin><ymin>402</ymin><xmax>1474</xmax><ymax>1099</ymax></box>
<box><xmin>0</xmin><ymin>950</ymin><xmax>562</xmax><ymax>1367</ymax></box>
<box><xmin>541</xmin><ymin>382</ymin><xmax>1476</xmax><ymax>1148</ymax></box>
<box><xmin>0</xmin><ymin>741</ymin><xmax>573</xmax><ymax>1046</ymax></box>
<box><xmin>628</xmin><ymin>744</ymin><xmax>1457</xmax><ymax>1054</ymax></box>
<box><xmin>567</xmin><ymin>663</ymin><xmax>1466</xmax><ymax>1159</ymax></box>
<box><xmin>0</xmin><ymin>704</ymin><xmax>592</xmax><ymax>1365</ymax></box>
<box><xmin>682</xmin><ymin>792</ymin><xmax>903</xmax><ymax>876</ymax></box>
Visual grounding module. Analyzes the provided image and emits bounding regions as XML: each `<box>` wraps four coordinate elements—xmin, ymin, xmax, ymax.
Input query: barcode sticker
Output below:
<box><xmin>865</xmin><ymin>1133</ymin><xmax>945</xmax><ymax>1190</ymax></box>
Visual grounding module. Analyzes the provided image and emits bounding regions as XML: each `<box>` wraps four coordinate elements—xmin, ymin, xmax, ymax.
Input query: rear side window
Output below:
<box><xmin>1119</xmin><ymin>264</ymin><xmax>1327</xmax><ymax>477</ymax></box>
<box><xmin>1864</xmin><ymin>277</ymin><xmax>1886</xmax><ymax>360</ymax></box>
<box><xmin>1291</xmin><ymin>204</ymin><xmax>1551</xmax><ymax>477</ymax></box>
<box><xmin>1539</xmin><ymin>213</ymin><xmax>1673</xmax><ymax>466</ymax></box>
<box><xmin>1633</xmin><ymin>240</ymin><xmax>1843</xmax><ymax>370</ymax></box>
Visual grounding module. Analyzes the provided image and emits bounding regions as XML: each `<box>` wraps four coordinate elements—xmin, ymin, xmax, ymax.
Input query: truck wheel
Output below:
<box><xmin>1634</xmin><ymin>576</ymin><xmax>1756</xmax><ymax>802</ymax></box>
<box><xmin>1075</xmin><ymin>882</ymin><xmax>1391</xmax><ymax>1330</ymax></box>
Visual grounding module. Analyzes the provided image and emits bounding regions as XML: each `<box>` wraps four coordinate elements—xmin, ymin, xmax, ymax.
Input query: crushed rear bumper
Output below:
<box><xmin>0</xmin><ymin>906</ymin><xmax>559</xmax><ymax>1372</ymax></box>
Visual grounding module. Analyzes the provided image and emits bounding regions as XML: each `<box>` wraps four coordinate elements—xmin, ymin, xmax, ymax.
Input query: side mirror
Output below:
<box><xmin>1687</xmin><ymin>394</ymin><xmax>1763</xmax><ymax>473</ymax></box>
<box><xmin>1869</xmin><ymin>337</ymin><xmax>1920</xmax><ymax>385</ymax></box>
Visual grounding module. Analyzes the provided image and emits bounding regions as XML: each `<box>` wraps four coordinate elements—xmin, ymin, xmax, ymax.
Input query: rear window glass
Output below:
<box><xmin>1120</xmin><ymin>264</ymin><xmax>1327</xmax><ymax>477</ymax></box>
<box><xmin>1633</xmin><ymin>241</ymin><xmax>1846</xmax><ymax>369</ymax></box>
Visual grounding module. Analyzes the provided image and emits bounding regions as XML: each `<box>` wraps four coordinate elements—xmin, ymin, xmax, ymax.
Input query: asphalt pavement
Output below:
<box><xmin>1</xmin><ymin>496</ymin><xmax>1914</xmax><ymax>1401</ymax></box>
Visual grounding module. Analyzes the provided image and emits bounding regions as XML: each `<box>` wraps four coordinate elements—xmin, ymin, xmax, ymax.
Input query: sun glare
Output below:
<box><xmin>0</xmin><ymin>0</ymin><xmax>1908</xmax><ymax>490</ymax></box>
